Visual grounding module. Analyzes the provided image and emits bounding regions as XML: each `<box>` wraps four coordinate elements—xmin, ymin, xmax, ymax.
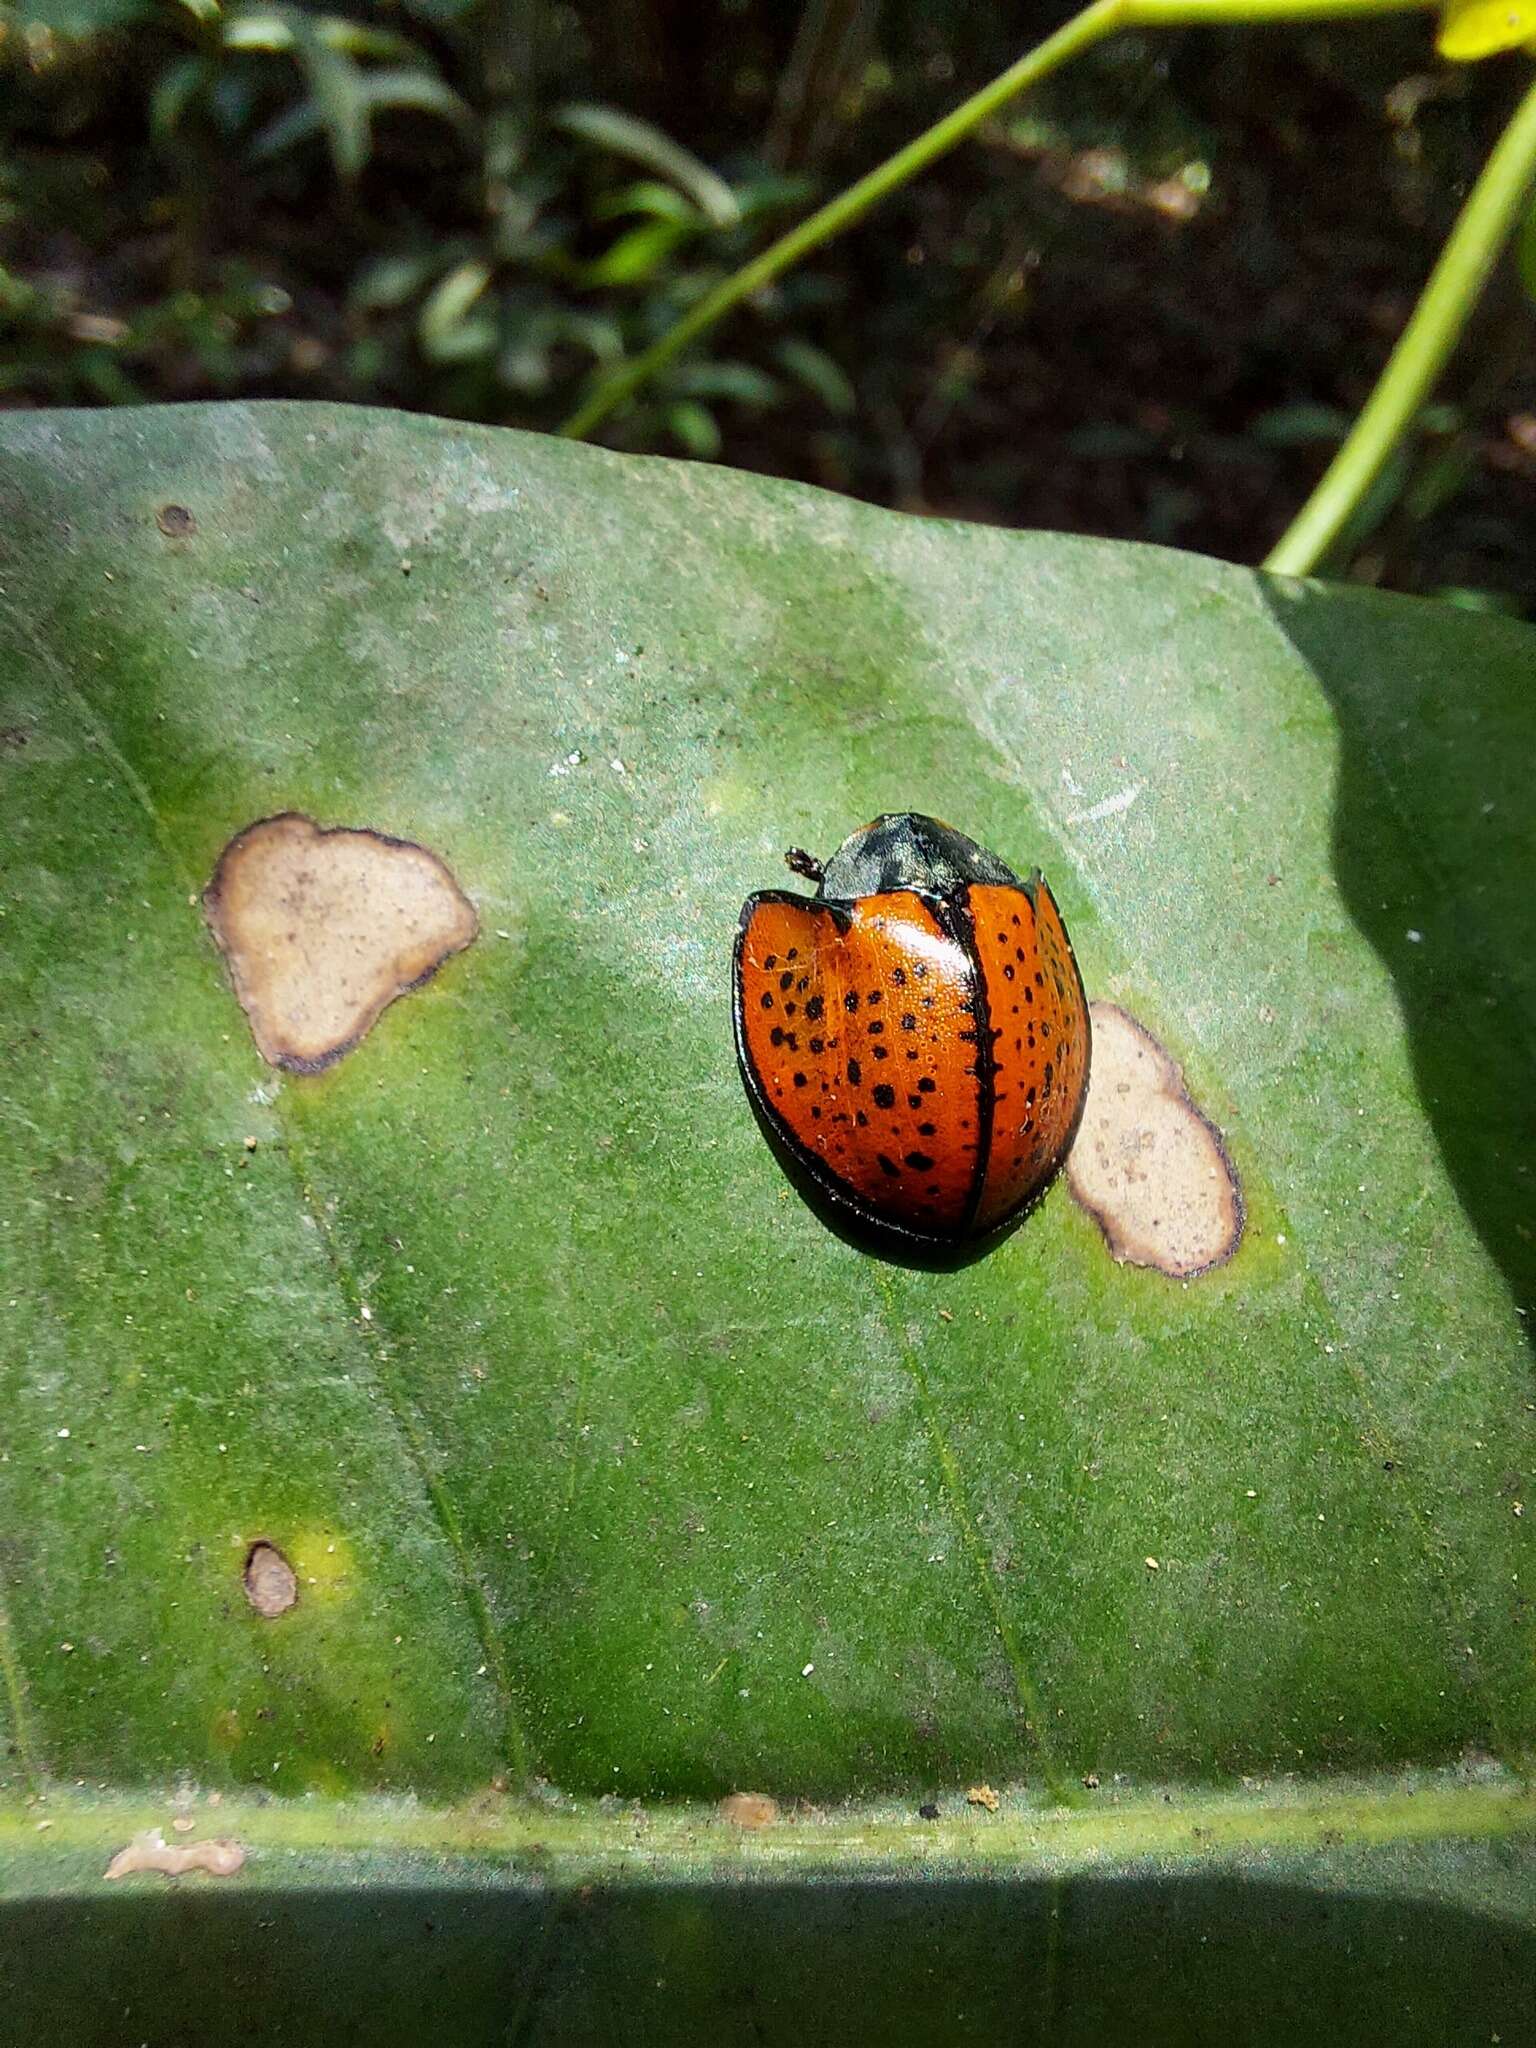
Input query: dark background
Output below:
<box><xmin>3</xmin><ymin>0</ymin><xmax>1534</xmax><ymax>608</ymax></box>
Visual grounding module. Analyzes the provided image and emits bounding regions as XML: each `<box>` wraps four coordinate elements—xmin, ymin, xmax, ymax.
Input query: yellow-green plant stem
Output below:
<box><xmin>559</xmin><ymin>0</ymin><xmax>1432</xmax><ymax>441</ymax></box>
<box><xmin>1267</xmin><ymin>68</ymin><xmax>1536</xmax><ymax>576</ymax></box>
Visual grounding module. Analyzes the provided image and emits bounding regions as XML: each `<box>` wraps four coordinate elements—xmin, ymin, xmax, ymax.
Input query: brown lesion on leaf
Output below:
<box><xmin>243</xmin><ymin>1539</ymin><xmax>298</xmax><ymax>1618</ymax></box>
<box><xmin>718</xmin><ymin>1791</ymin><xmax>779</xmax><ymax>1829</ymax></box>
<box><xmin>1066</xmin><ymin>1001</ymin><xmax>1243</xmax><ymax>1278</ymax></box>
<box><xmin>203</xmin><ymin>813</ymin><xmax>478</xmax><ymax>1072</ymax></box>
<box><xmin>104</xmin><ymin>1831</ymin><xmax>245</xmax><ymax>1880</ymax></box>
<box><xmin>156</xmin><ymin>504</ymin><xmax>196</xmax><ymax>539</ymax></box>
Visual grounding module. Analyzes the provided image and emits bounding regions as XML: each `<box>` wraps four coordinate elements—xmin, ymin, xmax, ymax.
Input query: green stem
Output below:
<box><xmin>561</xmin><ymin>0</ymin><xmax>1120</xmax><ymax>437</ymax></box>
<box><xmin>1266</xmin><ymin>69</ymin><xmax>1536</xmax><ymax>577</ymax></box>
<box><xmin>560</xmin><ymin>0</ymin><xmax>1433</xmax><ymax>440</ymax></box>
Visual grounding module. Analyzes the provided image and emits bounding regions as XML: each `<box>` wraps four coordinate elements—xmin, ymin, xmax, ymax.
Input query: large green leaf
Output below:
<box><xmin>0</xmin><ymin>405</ymin><xmax>1532</xmax><ymax>2030</ymax></box>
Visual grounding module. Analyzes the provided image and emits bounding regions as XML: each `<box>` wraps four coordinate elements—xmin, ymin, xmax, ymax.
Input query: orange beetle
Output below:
<box><xmin>733</xmin><ymin>814</ymin><xmax>1091</xmax><ymax>1251</ymax></box>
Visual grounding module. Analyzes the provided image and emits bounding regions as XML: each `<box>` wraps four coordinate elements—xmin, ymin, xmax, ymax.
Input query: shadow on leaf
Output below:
<box><xmin>1</xmin><ymin>1870</ymin><xmax>1531</xmax><ymax>2045</ymax></box>
<box><xmin>1264</xmin><ymin>578</ymin><xmax>1536</xmax><ymax>1351</ymax></box>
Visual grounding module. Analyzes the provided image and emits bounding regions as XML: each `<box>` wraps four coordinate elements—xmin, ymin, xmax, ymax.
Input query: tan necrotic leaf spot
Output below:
<box><xmin>243</xmin><ymin>1540</ymin><xmax>298</xmax><ymax>1618</ymax></box>
<box><xmin>1067</xmin><ymin>1001</ymin><xmax>1243</xmax><ymax>1278</ymax></box>
<box><xmin>103</xmin><ymin>1830</ymin><xmax>245</xmax><ymax>1880</ymax></box>
<box><xmin>203</xmin><ymin>813</ymin><xmax>478</xmax><ymax>1072</ymax></box>
<box><xmin>718</xmin><ymin>1791</ymin><xmax>779</xmax><ymax>1829</ymax></box>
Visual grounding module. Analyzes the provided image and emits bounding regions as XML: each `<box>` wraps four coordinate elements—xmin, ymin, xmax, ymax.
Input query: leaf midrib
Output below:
<box><xmin>2</xmin><ymin>1772</ymin><xmax>1532</xmax><ymax>1889</ymax></box>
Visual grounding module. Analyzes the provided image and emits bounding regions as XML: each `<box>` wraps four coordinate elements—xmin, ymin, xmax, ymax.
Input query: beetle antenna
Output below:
<box><xmin>784</xmin><ymin>847</ymin><xmax>824</xmax><ymax>884</ymax></box>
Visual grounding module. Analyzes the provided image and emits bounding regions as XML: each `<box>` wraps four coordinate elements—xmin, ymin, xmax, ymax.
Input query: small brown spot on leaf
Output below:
<box><xmin>1067</xmin><ymin>1002</ymin><xmax>1243</xmax><ymax>1278</ymax></box>
<box><xmin>203</xmin><ymin>813</ymin><xmax>478</xmax><ymax>1072</ymax></box>
<box><xmin>156</xmin><ymin>504</ymin><xmax>196</xmax><ymax>539</ymax></box>
<box><xmin>104</xmin><ymin>1830</ymin><xmax>244</xmax><ymax>1880</ymax></box>
<box><xmin>718</xmin><ymin>1791</ymin><xmax>778</xmax><ymax>1829</ymax></box>
<box><xmin>243</xmin><ymin>1540</ymin><xmax>298</xmax><ymax>1618</ymax></box>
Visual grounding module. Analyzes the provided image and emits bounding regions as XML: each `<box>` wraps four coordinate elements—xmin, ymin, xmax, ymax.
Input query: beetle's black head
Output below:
<box><xmin>816</xmin><ymin>813</ymin><xmax>1020</xmax><ymax>904</ymax></box>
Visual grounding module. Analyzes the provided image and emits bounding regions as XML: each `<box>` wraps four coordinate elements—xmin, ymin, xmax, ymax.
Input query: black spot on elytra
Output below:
<box><xmin>877</xmin><ymin>1153</ymin><xmax>901</xmax><ymax>1177</ymax></box>
<box><xmin>764</xmin><ymin>954</ymin><xmax>778</xmax><ymax>970</ymax></box>
<box><xmin>787</xmin><ymin>948</ymin><xmax>799</xmax><ymax>961</ymax></box>
<box><xmin>779</xmin><ymin>972</ymin><xmax>794</xmax><ymax>992</ymax></box>
<box><xmin>868</xmin><ymin>1020</ymin><xmax>884</xmax><ymax>1035</ymax></box>
<box><xmin>844</xmin><ymin>991</ymin><xmax>860</xmax><ymax>1013</ymax></box>
<box><xmin>805</xmin><ymin>994</ymin><xmax>825</xmax><ymax>1022</ymax></box>
<box><xmin>918</xmin><ymin>1076</ymin><xmax>936</xmax><ymax>1094</ymax></box>
<box><xmin>872</xmin><ymin>1083</ymin><xmax>896</xmax><ymax>1109</ymax></box>
<box><xmin>891</xmin><ymin>966</ymin><xmax>907</xmax><ymax>986</ymax></box>
<box><xmin>855</xmin><ymin>1109</ymin><xmax>869</xmax><ymax>1127</ymax></box>
<box><xmin>872</xmin><ymin>1044</ymin><xmax>889</xmax><ymax>1060</ymax></box>
<box><xmin>867</xmin><ymin>990</ymin><xmax>882</xmax><ymax>1004</ymax></box>
<box><xmin>760</xmin><ymin>993</ymin><xmax>773</xmax><ymax>1010</ymax></box>
<box><xmin>793</xmin><ymin>1071</ymin><xmax>808</xmax><ymax>1088</ymax></box>
<box><xmin>847</xmin><ymin>1056</ymin><xmax>863</xmax><ymax>1086</ymax></box>
<box><xmin>907</xmin><ymin>1094</ymin><xmax>922</xmax><ymax>1110</ymax></box>
<box><xmin>809</xmin><ymin>1037</ymin><xmax>824</xmax><ymax>1054</ymax></box>
<box><xmin>770</xmin><ymin>1026</ymin><xmax>784</xmax><ymax>1046</ymax></box>
<box><xmin>900</xmin><ymin>1013</ymin><xmax>916</xmax><ymax>1031</ymax></box>
<box><xmin>905</xmin><ymin>1151</ymin><xmax>935</xmax><ymax>1172</ymax></box>
<box><xmin>917</xmin><ymin>1121</ymin><xmax>937</xmax><ymax>1136</ymax></box>
<box><xmin>1003</xmin><ymin>964</ymin><xmax>1014</xmax><ymax>981</ymax></box>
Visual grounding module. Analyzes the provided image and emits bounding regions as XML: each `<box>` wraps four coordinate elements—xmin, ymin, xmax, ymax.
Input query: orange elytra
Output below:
<box><xmin>733</xmin><ymin>814</ymin><xmax>1091</xmax><ymax>1251</ymax></box>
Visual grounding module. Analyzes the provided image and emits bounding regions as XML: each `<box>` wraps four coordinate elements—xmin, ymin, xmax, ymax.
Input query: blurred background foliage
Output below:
<box><xmin>1</xmin><ymin>0</ymin><xmax>1533</xmax><ymax>607</ymax></box>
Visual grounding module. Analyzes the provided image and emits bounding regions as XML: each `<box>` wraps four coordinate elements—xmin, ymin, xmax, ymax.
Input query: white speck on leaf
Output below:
<box><xmin>1065</xmin><ymin>781</ymin><xmax>1145</xmax><ymax>827</ymax></box>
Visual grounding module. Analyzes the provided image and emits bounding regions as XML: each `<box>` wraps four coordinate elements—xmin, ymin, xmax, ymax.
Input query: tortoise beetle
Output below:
<box><xmin>733</xmin><ymin>813</ymin><xmax>1091</xmax><ymax>1251</ymax></box>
